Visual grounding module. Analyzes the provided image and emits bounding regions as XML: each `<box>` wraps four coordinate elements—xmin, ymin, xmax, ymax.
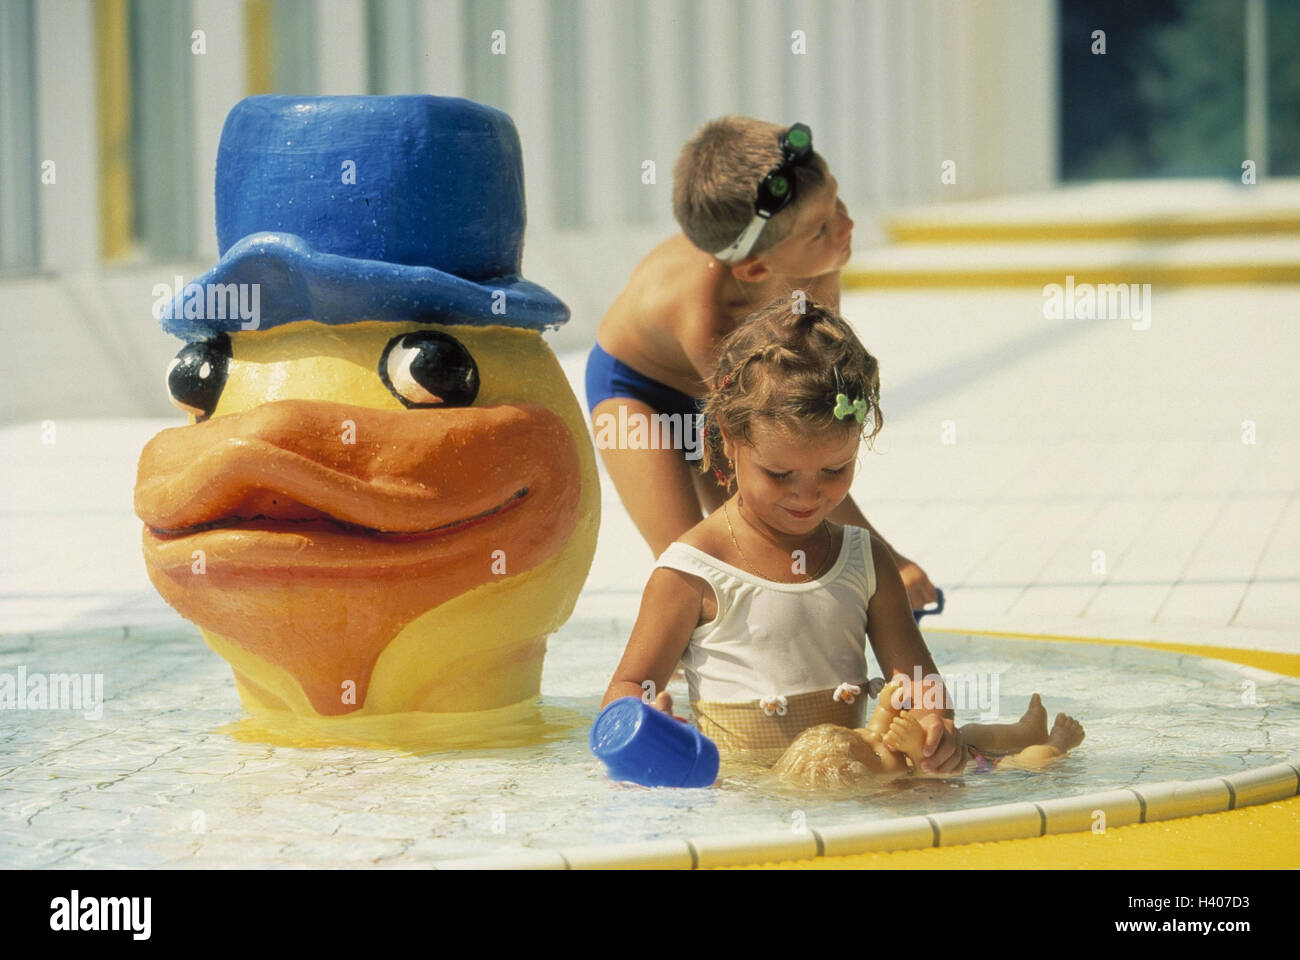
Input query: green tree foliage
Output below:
<box><xmin>1061</xmin><ymin>0</ymin><xmax>1299</xmax><ymax>179</ymax></box>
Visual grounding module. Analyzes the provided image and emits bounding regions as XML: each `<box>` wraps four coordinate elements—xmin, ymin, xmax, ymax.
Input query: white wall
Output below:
<box><xmin>1</xmin><ymin>0</ymin><xmax>1059</xmax><ymax>421</ymax></box>
<box><xmin>33</xmin><ymin>0</ymin><xmax>99</xmax><ymax>273</ymax></box>
<box><xmin>191</xmin><ymin>0</ymin><xmax>247</xmax><ymax>262</ymax></box>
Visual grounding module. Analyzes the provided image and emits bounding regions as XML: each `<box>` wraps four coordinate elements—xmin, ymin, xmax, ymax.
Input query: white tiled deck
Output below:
<box><xmin>3</xmin><ymin>286</ymin><xmax>1298</xmax><ymax>656</ymax></box>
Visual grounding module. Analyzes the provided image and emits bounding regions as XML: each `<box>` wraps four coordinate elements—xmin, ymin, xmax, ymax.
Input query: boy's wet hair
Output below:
<box><xmin>701</xmin><ymin>298</ymin><xmax>882</xmax><ymax>491</ymax></box>
<box><xmin>673</xmin><ymin>116</ymin><xmax>831</xmax><ymax>257</ymax></box>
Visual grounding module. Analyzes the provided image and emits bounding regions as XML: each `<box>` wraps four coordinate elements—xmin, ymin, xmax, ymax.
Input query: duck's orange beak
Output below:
<box><xmin>135</xmin><ymin>398</ymin><xmax>580</xmax><ymax>714</ymax></box>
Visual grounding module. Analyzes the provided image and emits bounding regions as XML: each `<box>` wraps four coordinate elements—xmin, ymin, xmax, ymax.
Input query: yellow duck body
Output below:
<box><xmin>135</xmin><ymin>321</ymin><xmax>599</xmax><ymax>724</ymax></box>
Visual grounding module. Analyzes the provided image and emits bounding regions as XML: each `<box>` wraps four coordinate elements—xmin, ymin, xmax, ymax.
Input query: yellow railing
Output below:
<box><xmin>94</xmin><ymin>0</ymin><xmax>132</xmax><ymax>261</ymax></box>
<box><xmin>245</xmin><ymin>0</ymin><xmax>272</xmax><ymax>95</ymax></box>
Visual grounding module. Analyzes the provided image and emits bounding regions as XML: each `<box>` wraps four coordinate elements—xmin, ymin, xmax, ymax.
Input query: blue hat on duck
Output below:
<box><xmin>161</xmin><ymin>95</ymin><xmax>568</xmax><ymax>339</ymax></box>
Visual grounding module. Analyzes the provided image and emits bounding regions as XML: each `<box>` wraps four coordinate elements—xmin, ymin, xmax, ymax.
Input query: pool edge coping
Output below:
<box><xmin>430</xmin><ymin>759</ymin><xmax>1300</xmax><ymax>870</ymax></box>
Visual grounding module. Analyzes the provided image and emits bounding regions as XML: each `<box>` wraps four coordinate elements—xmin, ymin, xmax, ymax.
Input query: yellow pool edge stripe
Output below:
<box><xmin>925</xmin><ymin>626</ymin><xmax>1300</xmax><ymax>678</ymax></box>
<box><xmin>885</xmin><ymin>215</ymin><xmax>1300</xmax><ymax>244</ymax></box>
<box><xmin>841</xmin><ymin>263</ymin><xmax>1300</xmax><ymax>288</ymax></box>
<box><xmin>727</xmin><ymin>795</ymin><xmax>1300</xmax><ymax>870</ymax></box>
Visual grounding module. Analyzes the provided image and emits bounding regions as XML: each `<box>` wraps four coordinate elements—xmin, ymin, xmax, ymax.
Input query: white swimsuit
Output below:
<box><xmin>655</xmin><ymin>524</ymin><xmax>878</xmax><ymax>753</ymax></box>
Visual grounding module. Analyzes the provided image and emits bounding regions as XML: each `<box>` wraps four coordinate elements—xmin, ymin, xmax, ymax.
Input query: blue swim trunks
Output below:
<box><xmin>584</xmin><ymin>342</ymin><xmax>702</xmax><ymax>417</ymax></box>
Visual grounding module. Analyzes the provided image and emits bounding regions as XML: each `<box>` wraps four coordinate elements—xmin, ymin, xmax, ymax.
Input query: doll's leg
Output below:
<box><xmin>960</xmin><ymin>693</ymin><xmax>1050</xmax><ymax>755</ymax></box>
<box><xmin>998</xmin><ymin>714</ymin><xmax>1086</xmax><ymax>770</ymax></box>
<box><xmin>862</xmin><ymin>679</ymin><xmax>907</xmax><ymax>738</ymax></box>
<box><xmin>853</xmin><ymin>679</ymin><xmax>911</xmax><ymax>773</ymax></box>
<box><xmin>880</xmin><ymin>713</ymin><xmax>930</xmax><ymax>768</ymax></box>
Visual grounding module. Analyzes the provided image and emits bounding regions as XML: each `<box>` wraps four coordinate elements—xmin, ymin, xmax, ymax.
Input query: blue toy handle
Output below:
<box><xmin>590</xmin><ymin>697</ymin><xmax>719</xmax><ymax>788</ymax></box>
<box><xmin>913</xmin><ymin>587</ymin><xmax>945</xmax><ymax>623</ymax></box>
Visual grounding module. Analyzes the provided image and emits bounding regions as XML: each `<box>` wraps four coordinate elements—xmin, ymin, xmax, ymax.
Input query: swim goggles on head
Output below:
<box><xmin>713</xmin><ymin>123</ymin><xmax>814</xmax><ymax>264</ymax></box>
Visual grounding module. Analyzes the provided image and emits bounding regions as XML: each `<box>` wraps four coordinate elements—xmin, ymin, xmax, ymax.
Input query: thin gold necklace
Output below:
<box><xmin>724</xmin><ymin>499</ymin><xmax>833</xmax><ymax>583</ymax></box>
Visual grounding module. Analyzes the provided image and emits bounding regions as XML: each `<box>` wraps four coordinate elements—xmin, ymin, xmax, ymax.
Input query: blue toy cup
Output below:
<box><xmin>590</xmin><ymin>697</ymin><xmax>719</xmax><ymax>788</ymax></box>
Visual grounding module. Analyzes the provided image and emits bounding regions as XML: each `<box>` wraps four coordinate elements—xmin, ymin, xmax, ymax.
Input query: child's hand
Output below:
<box><xmin>894</xmin><ymin>554</ymin><xmax>939</xmax><ymax>613</ymax></box>
<box><xmin>649</xmin><ymin>690</ymin><xmax>675</xmax><ymax>715</ymax></box>
<box><xmin>914</xmin><ymin>714</ymin><xmax>967</xmax><ymax>774</ymax></box>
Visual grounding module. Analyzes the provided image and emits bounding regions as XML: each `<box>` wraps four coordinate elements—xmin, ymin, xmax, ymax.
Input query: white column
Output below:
<box><xmin>951</xmin><ymin>0</ymin><xmax>976</xmax><ymax>201</ymax></box>
<box><xmin>1038</xmin><ymin>0</ymin><xmax>1060</xmax><ymax>189</ymax></box>
<box><xmin>505</xmin><ymin>0</ymin><xmax>553</xmax><ymax>232</ymax></box>
<box><xmin>739</xmin><ymin>0</ymin><xmax>785</xmax><ymax>129</ymax></box>
<box><xmin>387</xmin><ymin>0</ymin><xmax>423</xmax><ymax>93</ymax></box>
<box><xmin>316</xmin><ymin>0</ymin><xmax>367</xmax><ymax>94</ymax></box>
<box><xmin>420</xmin><ymin>0</ymin><xmax>464</xmax><ymax>95</ymax></box>
<box><xmin>786</xmin><ymin>0</ymin><xmax>824</xmax><ymax>141</ymax></box>
<box><xmin>34</xmin><ymin>0</ymin><xmax>98</xmax><ymax>272</ymax></box>
<box><xmin>860</xmin><ymin>0</ymin><xmax>892</xmax><ymax>211</ymax></box>
<box><xmin>581</xmin><ymin>0</ymin><xmax>620</xmax><ymax>229</ymax></box>
<box><xmin>643</xmin><ymin>0</ymin><xmax>688</xmax><ymax>230</ymax></box>
<box><xmin>191</xmin><ymin>0</ymin><xmax>246</xmax><ymax>260</ymax></box>
<box><xmin>824</xmin><ymin>0</ymin><xmax>859</xmax><ymax>211</ymax></box>
<box><xmin>966</xmin><ymin>6</ymin><xmax>994</xmax><ymax>198</ymax></box>
<box><xmin>988</xmin><ymin>0</ymin><xmax>1054</xmax><ymax>194</ymax></box>
<box><xmin>920</xmin><ymin>0</ymin><xmax>943</xmax><ymax>206</ymax></box>
<box><xmin>0</xmin><ymin>0</ymin><xmax>38</xmax><ymax>270</ymax></box>
<box><xmin>1245</xmin><ymin>0</ymin><xmax>1268</xmax><ymax>178</ymax></box>
<box><xmin>613</xmin><ymin>1</ymin><xmax>649</xmax><ymax>224</ymax></box>
<box><xmin>698</xmin><ymin>0</ymin><xmax>740</xmax><ymax>125</ymax></box>
<box><xmin>897</xmin><ymin>2</ymin><xmax>920</xmax><ymax>205</ymax></box>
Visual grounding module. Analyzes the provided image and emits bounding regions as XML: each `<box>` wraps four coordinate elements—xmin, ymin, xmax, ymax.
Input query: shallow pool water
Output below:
<box><xmin>2</xmin><ymin>616</ymin><xmax>1298</xmax><ymax>868</ymax></box>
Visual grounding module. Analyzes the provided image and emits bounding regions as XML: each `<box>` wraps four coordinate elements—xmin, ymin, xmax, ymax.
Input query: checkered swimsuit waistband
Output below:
<box><xmin>692</xmin><ymin>686</ymin><xmax>868</xmax><ymax>754</ymax></box>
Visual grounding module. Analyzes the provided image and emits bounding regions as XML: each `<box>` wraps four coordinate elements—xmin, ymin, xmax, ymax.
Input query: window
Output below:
<box><xmin>1060</xmin><ymin>0</ymin><xmax>1300</xmax><ymax>179</ymax></box>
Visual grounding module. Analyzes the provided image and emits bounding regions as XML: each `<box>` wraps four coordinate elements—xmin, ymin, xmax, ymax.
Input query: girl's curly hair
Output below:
<box><xmin>701</xmin><ymin>297</ymin><xmax>882</xmax><ymax>491</ymax></box>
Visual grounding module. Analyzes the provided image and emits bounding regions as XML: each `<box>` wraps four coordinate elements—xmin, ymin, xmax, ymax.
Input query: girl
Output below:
<box><xmin>600</xmin><ymin>298</ymin><xmax>968</xmax><ymax>773</ymax></box>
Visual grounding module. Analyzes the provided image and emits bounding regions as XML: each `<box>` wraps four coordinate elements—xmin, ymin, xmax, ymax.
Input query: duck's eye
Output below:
<box><xmin>379</xmin><ymin>331</ymin><xmax>480</xmax><ymax>408</ymax></box>
<box><xmin>166</xmin><ymin>334</ymin><xmax>231</xmax><ymax>421</ymax></box>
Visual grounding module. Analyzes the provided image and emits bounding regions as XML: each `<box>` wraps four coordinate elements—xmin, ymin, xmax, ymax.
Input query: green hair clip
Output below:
<box><xmin>833</xmin><ymin>393</ymin><xmax>868</xmax><ymax>423</ymax></box>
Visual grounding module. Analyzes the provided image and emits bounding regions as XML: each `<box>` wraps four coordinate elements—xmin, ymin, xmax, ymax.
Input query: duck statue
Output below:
<box><xmin>133</xmin><ymin>96</ymin><xmax>599</xmax><ymax>726</ymax></box>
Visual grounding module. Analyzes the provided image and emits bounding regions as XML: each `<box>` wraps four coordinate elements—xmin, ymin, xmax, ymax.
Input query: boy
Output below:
<box><xmin>585</xmin><ymin>116</ymin><xmax>936</xmax><ymax>610</ymax></box>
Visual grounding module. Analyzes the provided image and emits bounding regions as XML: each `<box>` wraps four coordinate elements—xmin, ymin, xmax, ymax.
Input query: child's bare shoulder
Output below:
<box><xmin>666</xmin><ymin>517</ymin><xmax>731</xmax><ymax>624</ymax></box>
<box><xmin>676</xmin><ymin>513</ymin><xmax>730</xmax><ymax>558</ymax></box>
<box><xmin>649</xmin><ymin>527</ymin><xmax>715</xmax><ymax>611</ymax></box>
<box><xmin>608</xmin><ymin>235</ymin><xmax>728</xmax><ymax>335</ymax></box>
